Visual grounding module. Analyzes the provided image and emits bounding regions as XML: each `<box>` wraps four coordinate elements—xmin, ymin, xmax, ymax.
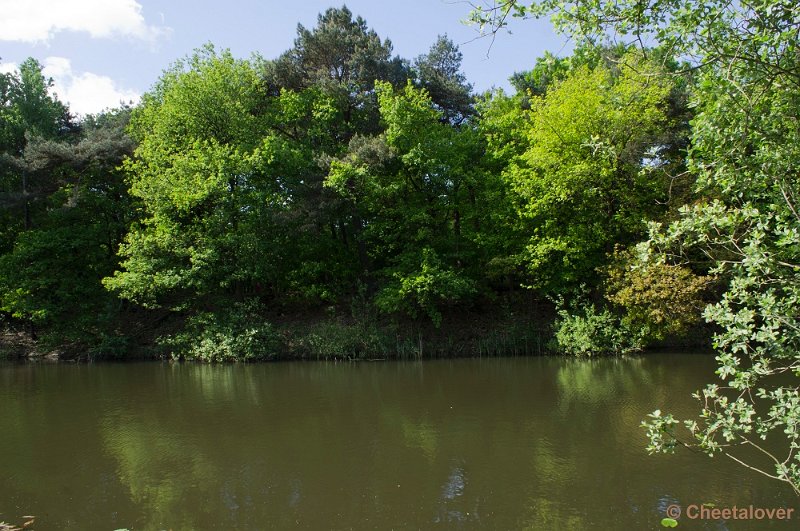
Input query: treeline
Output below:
<box><xmin>0</xmin><ymin>6</ymin><xmax>712</xmax><ymax>360</ymax></box>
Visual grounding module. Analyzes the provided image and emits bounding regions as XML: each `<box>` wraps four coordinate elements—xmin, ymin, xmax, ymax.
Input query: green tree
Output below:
<box><xmin>471</xmin><ymin>0</ymin><xmax>800</xmax><ymax>494</ymax></box>
<box><xmin>107</xmin><ymin>46</ymin><xmax>314</xmax><ymax>308</ymax></box>
<box><xmin>413</xmin><ymin>35</ymin><xmax>474</xmax><ymax>124</ymax></box>
<box><xmin>105</xmin><ymin>45</ymin><xmax>358</xmax><ymax>319</ymax></box>
<box><xmin>509</xmin><ymin>43</ymin><xmax>627</xmax><ymax>98</ymax></box>
<box><xmin>0</xmin><ymin>107</ymin><xmax>136</xmax><ymax>351</ymax></box>
<box><xmin>326</xmin><ymin>82</ymin><xmax>509</xmax><ymax>324</ymax></box>
<box><xmin>259</xmin><ymin>7</ymin><xmax>416</xmax><ymax>292</ymax></box>
<box><xmin>2</xmin><ymin>58</ymin><xmax>71</xmax><ymax>150</ymax></box>
<box><xmin>262</xmin><ymin>5</ymin><xmax>407</xmax><ymax>139</ymax></box>
<box><xmin>0</xmin><ymin>58</ymin><xmax>73</xmax><ymax>247</ymax></box>
<box><xmin>510</xmin><ymin>51</ymin><xmax>571</xmax><ymax>98</ymax></box>
<box><xmin>0</xmin><ymin>57</ymin><xmax>83</xmax><ymax>343</ymax></box>
<box><xmin>493</xmin><ymin>52</ymin><xmax>677</xmax><ymax>293</ymax></box>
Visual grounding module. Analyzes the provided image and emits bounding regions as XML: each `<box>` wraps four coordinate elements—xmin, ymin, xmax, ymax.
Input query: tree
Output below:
<box><xmin>413</xmin><ymin>35</ymin><xmax>474</xmax><ymax>124</ymax></box>
<box><xmin>509</xmin><ymin>43</ymin><xmax>629</xmax><ymax>98</ymax></box>
<box><xmin>0</xmin><ymin>58</ymin><xmax>73</xmax><ymax>247</ymax></box>
<box><xmin>326</xmin><ymin>82</ymin><xmax>509</xmax><ymax>324</ymax></box>
<box><xmin>471</xmin><ymin>0</ymin><xmax>800</xmax><ymax>494</ymax></box>
<box><xmin>2</xmin><ymin>58</ymin><xmax>72</xmax><ymax>150</ymax></box>
<box><xmin>490</xmin><ymin>52</ymin><xmax>677</xmax><ymax>293</ymax></box>
<box><xmin>509</xmin><ymin>51</ymin><xmax>571</xmax><ymax>98</ymax></box>
<box><xmin>0</xmin><ymin>107</ymin><xmax>136</xmax><ymax>350</ymax></box>
<box><xmin>106</xmin><ymin>46</ymin><xmax>302</xmax><ymax>308</ymax></box>
<box><xmin>0</xmin><ymin>57</ymin><xmax>82</xmax><ymax>342</ymax></box>
<box><xmin>105</xmin><ymin>45</ymin><xmax>356</xmax><ymax>315</ymax></box>
<box><xmin>262</xmin><ymin>5</ymin><xmax>407</xmax><ymax>139</ymax></box>
<box><xmin>259</xmin><ymin>7</ymin><xmax>416</xmax><ymax>293</ymax></box>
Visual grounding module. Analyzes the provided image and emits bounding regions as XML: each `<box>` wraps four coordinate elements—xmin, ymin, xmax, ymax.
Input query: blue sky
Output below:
<box><xmin>0</xmin><ymin>0</ymin><xmax>570</xmax><ymax>115</ymax></box>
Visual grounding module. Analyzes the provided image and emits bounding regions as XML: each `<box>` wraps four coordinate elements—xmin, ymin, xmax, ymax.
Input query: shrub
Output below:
<box><xmin>604</xmin><ymin>248</ymin><xmax>711</xmax><ymax>343</ymax></box>
<box><xmin>161</xmin><ymin>300</ymin><xmax>280</xmax><ymax>362</ymax></box>
<box><xmin>552</xmin><ymin>299</ymin><xmax>639</xmax><ymax>356</ymax></box>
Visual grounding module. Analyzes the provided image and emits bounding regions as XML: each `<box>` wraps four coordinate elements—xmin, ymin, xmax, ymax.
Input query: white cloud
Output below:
<box><xmin>41</xmin><ymin>57</ymin><xmax>140</xmax><ymax>116</ymax></box>
<box><xmin>42</xmin><ymin>56</ymin><xmax>71</xmax><ymax>78</ymax></box>
<box><xmin>0</xmin><ymin>0</ymin><xmax>169</xmax><ymax>44</ymax></box>
<box><xmin>0</xmin><ymin>61</ymin><xmax>18</xmax><ymax>75</ymax></box>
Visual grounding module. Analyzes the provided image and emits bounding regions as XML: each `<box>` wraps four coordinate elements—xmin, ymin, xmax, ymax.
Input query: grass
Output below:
<box><xmin>280</xmin><ymin>311</ymin><xmax>554</xmax><ymax>360</ymax></box>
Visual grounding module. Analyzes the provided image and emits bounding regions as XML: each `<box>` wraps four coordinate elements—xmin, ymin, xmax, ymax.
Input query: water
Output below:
<box><xmin>0</xmin><ymin>355</ymin><xmax>796</xmax><ymax>530</ymax></box>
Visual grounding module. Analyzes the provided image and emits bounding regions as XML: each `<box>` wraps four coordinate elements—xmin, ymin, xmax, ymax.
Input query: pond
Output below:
<box><xmin>0</xmin><ymin>355</ymin><xmax>796</xmax><ymax>529</ymax></box>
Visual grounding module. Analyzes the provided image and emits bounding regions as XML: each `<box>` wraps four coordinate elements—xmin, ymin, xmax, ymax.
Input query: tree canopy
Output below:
<box><xmin>1</xmin><ymin>5</ymin><xmax>701</xmax><ymax>359</ymax></box>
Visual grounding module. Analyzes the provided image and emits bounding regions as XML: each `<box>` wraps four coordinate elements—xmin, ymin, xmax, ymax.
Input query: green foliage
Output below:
<box><xmin>510</xmin><ymin>43</ymin><xmax>628</xmax><ymax>98</ymax></box>
<box><xmin>0</xmin><ymin>58</ymin><xmax>75</xmax><ymax>255</ymax></box>
<box><xmin>643</xmin><ymin>199</ymin><xmax>800</xmax><ymax>493</ymax></box>
<box><xmin>326</xmin><ymin>81</ymin><xmax>503</xmax><ymax>324</ymax></box>
<box><xmin>375</xmin><ymin>248</ymin><xmax>477</xmax><ymax>327</ymax></box>
<box><xmin>0</xmin><ymin>221</ymin><xmax>115</xmax><ymax>326</ymax></box>
<box><xmin>269</xmin><ymin>5</ymin><xmax>403</xmax><ymax>91</ymax></box>
<box><xmin>552</xmin><ymin>298</ymin><xmax>637</xmax><ymax>356</ymax></box>
<box><xmin>161</xmin><ymin>300</ymin><xmax>280</xmax><ymax>362</ymax></box>
<box><xmin>643</xmin><ymin>2</ymin><xmax>800</xmax><ymax>494</ymax></box>
<box><xmin>262</xmin><ymin>6</ymin><xmax>407</xmax><ymax>138</ymax></box>
<box><xmin>296</xmin><ymin>319</ymin><xmax>391</xmax><ymax>360</ymax></box>
<box><xmin>105</xmin><ymin>46</ymin><xmax>341</xmax><ymax>308</ymax></box>
<box><xmin>0</xmin><ymin>7</ymin><xmax>722</xmax><ymax>362</ymax></box>
<box><xmin>0</xmin><ymin>58</ymin><xmax>71</xmax><ymax>158</ymax></box>
<box><xmin>413</xmin><ymin>35</ymin><xmax>474</xmax><ymax>124</ymax></box>
<box><xmin>0</xmin><ymin>107</ymin><xmax>135</xmax><ymax>347</ymax></box>
<box><xmin>510</xmin><ymin>51</ymin><xmax>571</xmax><ymax>97</ymax></box>
<box><xmin>493</xmin><ymin>51</ymin><xmax>677</xmax><ymax>293</ymax></box>
<box><xmin>604</xmin><ymin>248</ymin><xmax>711</xmax><ymax>343</ymax></box>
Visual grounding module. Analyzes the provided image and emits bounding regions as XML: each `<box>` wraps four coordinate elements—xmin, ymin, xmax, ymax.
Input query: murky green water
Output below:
<box><xmin>0</xmin><ymin>355</ymin><xmax>796</xmax><ymax>530</ymax></box>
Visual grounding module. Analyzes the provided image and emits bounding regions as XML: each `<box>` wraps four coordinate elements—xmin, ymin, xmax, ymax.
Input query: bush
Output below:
<box><xmin>161</xmin><ymin>300</ymin><xmax>281</xmax><ymax>362</ymax></box>
<box><xmin>552</xmin><ymin>299</ymin><xmax>639</xmax><ymax>356</ymax></box>
<box><xmin>604</xmin><ymin>248</ymin><xmax>711</xmax><ymax>343</ymax></box>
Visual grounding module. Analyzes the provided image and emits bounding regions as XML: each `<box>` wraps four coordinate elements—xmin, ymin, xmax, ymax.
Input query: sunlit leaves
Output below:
<box><xmin>106</xmin><ymin>47</ymin><xmax>330</xmax><ymax>307</ymax></box>
<box><xmin>494</xmin><ymin>52</ymin><xmax>675</xmax><ymax>292</ymax></box>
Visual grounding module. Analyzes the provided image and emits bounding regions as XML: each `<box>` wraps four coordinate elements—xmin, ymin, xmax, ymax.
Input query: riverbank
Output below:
<box><xmin>1</xmin><ymin>296</ymin><xmax>711</xmax><ymax>362</ymax></box>
<box><xmin>1</xmin><ymin>300</ymin><xmax>553</xmax><ymax>362</ymax></box>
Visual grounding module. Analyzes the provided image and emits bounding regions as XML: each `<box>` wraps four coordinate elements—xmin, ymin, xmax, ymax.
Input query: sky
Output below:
<box><xmin>0</xmin><ymin>0</ymin><xmax>570</xmax><ymax>116</ymax></box>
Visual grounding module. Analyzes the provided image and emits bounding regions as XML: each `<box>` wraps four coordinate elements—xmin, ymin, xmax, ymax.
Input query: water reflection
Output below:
<box><xmin>101</xmin><ymin>413</ymin><xmax>219</xmax><ymax>529</ymax></box>
<box><xmin>0</xmin><ymin>357</ymin><xmax>796</xmax><ymax>529</ymax></box>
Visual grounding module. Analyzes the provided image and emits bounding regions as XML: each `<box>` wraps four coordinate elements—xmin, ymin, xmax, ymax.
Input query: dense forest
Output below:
<box><xmin>0</xmin><ymin>6</ymin><xmax>714</xmax><ymax>362</ymax></box>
